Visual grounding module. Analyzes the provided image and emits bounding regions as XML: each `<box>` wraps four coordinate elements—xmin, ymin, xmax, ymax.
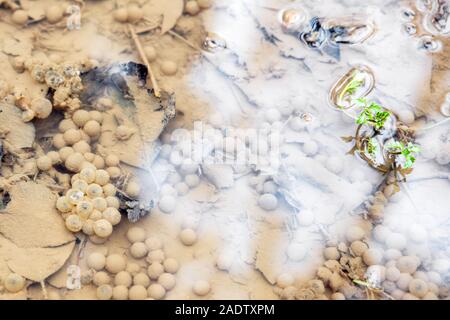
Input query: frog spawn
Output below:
<box><xmin>25</xmin><ymin>60</ymin><xmax>89</xmax><ymax>112</ymax></box>
<box><xmin>10</xmin><ymin>58</ymin><xmax>94</xmax><ymax>120</ymax></box>
<box><xmin>367</xmin><ymin>212</ymin><xmax>448</xmax><ymax>300</ymax></box>
<box><xmin>35</xmin><ymin>99</ymin><xmax>129</xmax><ymax>239</ymax></box>
<box><xmin>85</xmin><ymin>227</ymin><xmax>179</xmax><ymax>300</ymax></box>
<box><xmin>56</xmin><ymin>167</ymin><xmax>121</xmax><ymax>241</ymax></box>
<box><xmin>273</xmin><ymin>228</ymin><xmax>370</xmax><ymax>300</ymax></box>
<box><xmin>273</xmin><ymin>220</ymin><xmax>448</xmax><ymax>300</ymax></box>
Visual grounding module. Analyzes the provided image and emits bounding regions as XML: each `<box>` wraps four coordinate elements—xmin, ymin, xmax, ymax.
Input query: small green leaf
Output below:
<box><xmin>367</xmin><ymin>138</ymin><xmax>379</xmax><ymax>159</ymax></box>
<box><xmin>339</xmin><ymin>73</ymin><xmax>365</xmax><ymax>102</ymax></box>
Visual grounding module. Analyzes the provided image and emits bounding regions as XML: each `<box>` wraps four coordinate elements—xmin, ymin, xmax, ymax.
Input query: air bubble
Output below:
<box><xmin>202</xmin><ymin>33</ymin><xmax>227</xmax><ymax>52</ymax></box>
<box><xmin>416</xmin><ymin>0</ymin><xmax>435</xmax><ymax>13</ymax></box>
<box><xmin>401</xmin><ymin>8</ymin><xmax>417</xmax><ymax>21</ymax></box>
<box><xmin>323</xmin><ymin>17</ymin><xmax>376</xmax><ymax>45</ymax></box>
<box><xmin>440</xmin><ymin>101</ymin><xmax>450</xmax><ymax>117</ymax></box>
<box><xmin>417</xmin><ymin>35</ymin><xmax>442</xmax><ymax>52</ymax></box>
<box><xmin>403</xmin><ymin>23</ymin><xmax>417</xmax><ymax>35</ymax></box>
<box><xmin>422</xmin><ymin>0</ymin><xmax>450</xmax><ymax>36</ymax></box>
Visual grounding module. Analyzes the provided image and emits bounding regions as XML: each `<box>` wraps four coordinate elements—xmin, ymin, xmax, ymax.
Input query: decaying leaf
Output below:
<box><xmin>346</xmin><ymin>146</ymin><xmax>357</xmax><ymax>155</ymax></box>
<box><xmin>81</xmin><ymin>62</ymin><xmax>175</xmax><ymax>168</ymax></box>
<box><xmin>0</xmin><ymin>181</ymin><xmax>75</xmax><ymax>248</ymax></box>
<box><xmin>142</xmin><ymin>0</ymin><xmax>184</xmax><ymax>34</ymax></box>
<box><xmin>0</xmin><ymin>102</ymin><xmax>35</xmax><ymax>149</ymax></box>
<box><xmin>1</xmin><ymin>35</ymin><xmax>33</xmax><ymax>56</ymax></box>
<box><xmin>0</xmin><ymin>182</ymin><xmax>75</xmax><ymax>282</ymax></box>
<box><xmin>0</xmin><ymin>236</ymin><xmax>75</xmax><ymax>282</ymax></box>
<box><xmin>255</xmin><ymin>229</ymin><xmax>288</xmax><ymax>285</ymax></box>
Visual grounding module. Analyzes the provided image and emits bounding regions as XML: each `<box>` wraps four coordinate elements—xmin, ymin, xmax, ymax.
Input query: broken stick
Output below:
<box><xmin>128</xmin><ymin>24</ymin><xmax>161</xmax><ymax>97</ymax></box>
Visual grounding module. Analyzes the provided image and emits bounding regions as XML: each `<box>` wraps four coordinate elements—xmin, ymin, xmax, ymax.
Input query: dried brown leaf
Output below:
<box><xmin>0</xmin><ymin>181</ymin><xmax>75</xmax><ymax>248</ymax></box>
<box><xmin>0</xmin><ymin>103</ymin><xmax>35</xmax><ymax>149</ymax></box>
<box><xmin>0</xmin><ymin>182</ymin><xmax>75</xmax><ymax>282</ymax></box>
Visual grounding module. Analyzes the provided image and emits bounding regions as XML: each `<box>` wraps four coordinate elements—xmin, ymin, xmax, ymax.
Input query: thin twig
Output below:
<box><xmin>168</xmin><ymin>30</ymin><xmax>203</xmax><ymax>51</ymax></box>
<box><xmin>136</xmin><ymin>24</ymin><xmax>160</xmax><ymax>35</ymax></box>
<box><xmin>40</xmin><ymin>281</ymin><xmax>48</xmax><ymax>300</ymax></box>
<box><xmin>128</xmin><ymin>24</ymin><xmax>161</xmax><ymax>97</ymax></box>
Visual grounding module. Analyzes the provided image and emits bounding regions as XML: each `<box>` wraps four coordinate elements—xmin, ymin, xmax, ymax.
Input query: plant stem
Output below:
<box><xmin>415</xmin><ymin>117</ymin><xmax>450</xmax><ymax>133</ymax></box>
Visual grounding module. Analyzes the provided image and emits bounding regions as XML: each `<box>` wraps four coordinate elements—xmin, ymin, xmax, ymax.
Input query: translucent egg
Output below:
<box><xmin>102</xmin><ymin>207</ymin><xmax>121</xmax><ymax>226</ymax></box>
<box><xmin>65</xmin><ymin>214</ymin><xmax>83</xmax><ymax>232</ymax></box>
<box><xmin>417</xmin><ymin>35</ymin><xmax>442</xmax><ymax>53</ymax></box>
<box><xmin>76</xmin><ymin>200</ymin><xmax>94</xmax><ymax>219</ymax></box>
<box><xmin>56</xmin><ymin>196</ymin><xmax>73</xmax><ymax>213</ymax></box>
<box><xmin>72</xmin><ymin>179</ymin><xmax>88</xmax><ymax>192</ymax></box>
<box><xmin>401</xmin><ymin>7</ymin><xmax>416</xmax><ymax>21</ymax></box>
<box><xmin>86</xmin><ymin>183</ymin><xmax>103</xmax><ymax>198</ymax></box>
<box><xmin>403</xmin><ymin>23</ymin><xmax>417</xmax><ymax>36</ymax></box>
<box><xmin>4</xmin><ymin>273</ymin><xmax>25</xmax><ymax>293</ymax></box>
<box><xmin>79</xmin><ymin>167</ymin><xmax>96</xmax><ymax>183</ymax></box>
<box><xmin>92</xmin><ymin>197</ymin><xmax>107</xmax><ymax>211</ymax></box>
<box><xmin>202</xmin><ymin>32</ymin><xmax>227</xmax><ymax>52</ymax></box>
<box><xmin>66</xmin><ymin>188</ymin><xmax>84</xmax><ymax>205</ymax></box>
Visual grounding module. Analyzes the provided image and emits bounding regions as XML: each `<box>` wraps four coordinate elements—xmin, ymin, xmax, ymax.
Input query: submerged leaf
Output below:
<box><xmin>0</xmin><ymin>182</ymin><xmax>75</xmax><ymax>282</ymax></box>
<box><xmin>341</xmin><ymin>136</ymin><xmax>354</xmax><ymax>142</ymax></box>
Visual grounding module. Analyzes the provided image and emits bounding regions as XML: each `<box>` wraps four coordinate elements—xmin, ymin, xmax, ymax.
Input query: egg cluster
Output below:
<box><xmin>274</xmin><ymin>225</ymin><xmax>370</xmax><ymax>300</ymax></box>
<box><xmin>150</xmin><ymin>153</ymin><xmax>201</xmax><ymax>215</ymax></box>
<box><xmin>10</xmin><ymin>58</ymin><xmax>89</xmax><ymax>122</ymax></box>
<box><xmin>85</xmin><ymin>227</ymin><xmax>179</xmax><ymax>300</ymax></box>
<box><xmin>56</xmin><ymin>166</ymin><xmax>121</xmax><ymax>240</ymax></box>
<box><xmin>274</xmin><ymin>220</ymin><xmax>450</xmax><ymax>300</ymax></box>
<box><xmin>368</xmin><ymin>217</ymin><xmax>447</xmax><ymax>300</ymax></box>
<box><xmin>38</xmin><ymin>112</ymin><xmax>113</xmax><ymax>173</ymax></box>
<box><xmin>27</xmin><ymin>60</ymin><xmax>86</xmax><ymax>112</ymax></box>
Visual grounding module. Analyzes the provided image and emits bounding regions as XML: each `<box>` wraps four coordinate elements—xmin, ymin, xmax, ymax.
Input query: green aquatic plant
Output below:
<box><xmin>367</xmin><ymin>138</ymin><xmax>379</xmax><ymax>159</ymax></box>
<box><xmin>341</xmin><ymin>96</ymin><xmax>419</xmax><ymax>177</ymax></box>
<box><xmin>355</xmin><ymin>98</ymin><xmax>391</xmax><ymax>131</ymax></box>
<box><xmin>386</xmin><ymin>141</ymin><xmax>421</xmax><ymax>169</ymax></box>
<box><xmin>338</xmin><ymin>72</ymin><xmax>365</xmax><ymax>105</ymax></box>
